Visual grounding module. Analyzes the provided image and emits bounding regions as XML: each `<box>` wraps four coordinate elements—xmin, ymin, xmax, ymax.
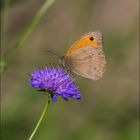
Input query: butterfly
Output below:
<box><xmin>47</xmin><ymin>31</ymin><xmax>106</xmax><ymax>81</ymax></box>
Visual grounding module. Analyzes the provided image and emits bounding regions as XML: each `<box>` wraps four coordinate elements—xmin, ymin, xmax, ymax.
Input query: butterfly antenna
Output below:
<box><xmin>45</xmin><ymin>50</ymin><xmax>60</xmax><ymax>58</ymax></box>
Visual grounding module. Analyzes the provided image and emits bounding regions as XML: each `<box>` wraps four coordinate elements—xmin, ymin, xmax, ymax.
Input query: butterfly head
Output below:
<box><xmin>58</xmin><ymin>56</ymin><xmax>65</xmax><ymax>68</ymax></box>
<box><xmin>58</xmin><ymin>56</ymin><xmax>71</xmax><ymax>71</ymax></box>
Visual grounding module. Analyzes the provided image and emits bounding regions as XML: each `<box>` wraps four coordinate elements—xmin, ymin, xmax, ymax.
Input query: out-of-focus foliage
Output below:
<box><xmin>1</xmin><ymin>0</ymin><xmax>139</xmax><ymax>140</ymax></box>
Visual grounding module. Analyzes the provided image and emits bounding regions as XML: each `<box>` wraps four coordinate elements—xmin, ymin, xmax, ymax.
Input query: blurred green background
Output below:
<box><xmin>1</xmin><ymin>0</ymin><xmax>139</xmax><ymax>140</ymax></box>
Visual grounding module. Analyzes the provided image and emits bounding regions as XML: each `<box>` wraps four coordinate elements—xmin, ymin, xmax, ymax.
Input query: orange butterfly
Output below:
<box><xmin>47</xmin><ymin>31</ymin><xmax>106</xmax><ymax>81</ymax></box>
<box><xmin>59</xmin><ymin>31</ymin><xmax>106</xmax><ymax>81</ymax></box>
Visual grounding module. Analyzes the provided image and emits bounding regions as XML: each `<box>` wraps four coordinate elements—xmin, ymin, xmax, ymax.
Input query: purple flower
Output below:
<box><xmin>28</xmin><ymin>66</ymin><xmax>81</xmax><ymax>102</ymax></box>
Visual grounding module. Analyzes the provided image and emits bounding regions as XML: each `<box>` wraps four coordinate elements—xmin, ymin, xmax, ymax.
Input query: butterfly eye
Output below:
<box><xmin>89</xmin><ymin>36</ymin><xmax>94</xmax><ymax>41</ymax></box>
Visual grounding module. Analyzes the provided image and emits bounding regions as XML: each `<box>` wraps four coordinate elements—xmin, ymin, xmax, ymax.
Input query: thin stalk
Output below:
<box><xmin>28</xmin><ymin>99</ymin><xmax>50</xmax><ymax>140</ymax></box>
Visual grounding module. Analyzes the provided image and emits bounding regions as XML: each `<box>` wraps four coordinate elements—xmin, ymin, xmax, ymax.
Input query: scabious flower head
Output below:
<box><xmin>28</xmin><ymin>66</ymin><xmax>81</xmax><ymax>102</ymax></box>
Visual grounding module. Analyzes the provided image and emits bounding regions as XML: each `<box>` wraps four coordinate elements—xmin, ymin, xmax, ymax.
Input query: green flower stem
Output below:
<box><xmin>28</xmin><ymin>98</ymin><xmax>50</xmax><ymax>140</ymax></box>
<box><xmin>1</xmin><ymin>0</ymin><xmax>55</xmax><ymax>73</ymax></box>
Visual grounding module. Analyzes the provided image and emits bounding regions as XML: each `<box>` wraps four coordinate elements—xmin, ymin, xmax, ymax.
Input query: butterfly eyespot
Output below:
<box><xmin>89</xmin><ymin>36</ymin><xmax>94</xmax><ymax>41</ymax></box>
